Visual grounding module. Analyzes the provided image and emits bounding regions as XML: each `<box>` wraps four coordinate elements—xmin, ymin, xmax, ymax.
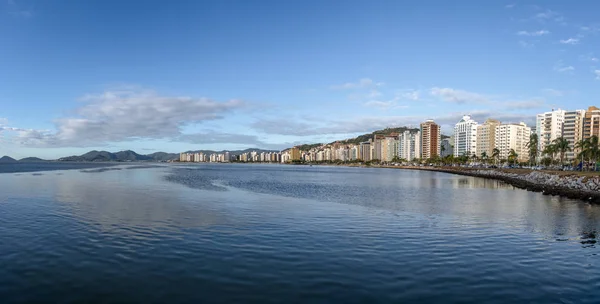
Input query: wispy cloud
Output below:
<box><xmin>532</xmin><ymin>9</ymin><xmax>564</xmax><ymax>23</ymax></box>
<box><xmin>330</xmin><ymin>78</ymin><xmax>383</xmax><ymax>90</ymax></box>
<box><xmin>13</xmin><ymin>87</ymin><xmax>246</xmax><ymax>147</ymax></box>
<box><xmin>541</xmin><ymin>88</ymin><xmax>564</xmax><ymax>97</ymax></box>
<box><xmin>517</xmin><ymin>30</ymin><xmax>550</xmax><ymax>36</ymax></box>
<box><xmin>400</xmin><ymin>90</ymin><xmax>420</xmax><ymax>101</ymax></box>
<box><xmin>430</xmin><ymin>87</ymin><xmax>489</xmax><ymax>104</ymax></box>
<box><xmin>595</xmin><ymin>70</ymin><xmax>600</xmax><ymax>80</ymax></box>
<box><xmin>559</xmin><ymin>38</ymin><xmax>579</xmax><ymax>45</ymax></box>
<box><xmin>553</xmin><ymin>61</ymin><xmax>575</xmax><ymax>73</ymax></box>
<box><xmin>505</xmin><ymin>4</ymin><xmax>516</xmax><ymax>9</ymax></box>
<box><xmin>519</xmin><ymin>40</ymin><xmax>534</xmax><ymax>48</ymax></box>
<box><xmin>7</xmin><ymin>0</ymin><xmax>34</xmax><ymax>18</ymax></box>
<box><xmin>502</xmin><ymin>99</ymin><xmax>546</xmax><ymax>110</ymax></box>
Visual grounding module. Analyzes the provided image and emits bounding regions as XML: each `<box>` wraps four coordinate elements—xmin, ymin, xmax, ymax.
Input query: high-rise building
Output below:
<box><xmin>398</xmin><ymin>130</ymin><xmax>421</xmax><ymax>161</ymax></box>
<box><xmin>382</xmin><ymin>135</ymin><xmax>398</xmax><ymax>162</ymax></box>
<box><xmin>495</xmin><ymin>122</ymin><xmax>531</xmax><ymax>162</ymax></box>
<box><xmin>454</xmin><ymin>115</ymin><xmax>478</xmax><ymax>157</ymax></box>
<box><xmin>359</xmin><ymin>141</ymin><xmax>372</xmax><ymax>161</ymax></box>
<box><xmin>583</xmin><ymin>106</ymin><xmax>600</xmax><ymax>140</ymax></box>
<box><xmin>372</xmin><ymin>135</ymin><xmax>384</xmax><ymax>161</ymax></box>
<box><xmin>536</xmin><ymin>109</ymin><xmax>565</xmax><ymax>153</ymax></box>
<box><xmin>476</xmin><ymin>119</ymin><xmax>501</xmax><ymax>158</ymax></box>
<box><xmin>290</xmin><ymin>147</ymin><xmax>301</xmax><ymax>161</ymax></box>
<box><xmin>564</xmin><ymin>110</ymin><xmax>586</xmax><ymax>160</ymax></box>
<box><xmin>420</xmin><ymin>120</ymin><xmax>441</xmax><ymax>159</ymax></box>
<box><xmin>440</xmin><ymin>138</ymin><xmax>453</xmax><ymax>157</ymax></box>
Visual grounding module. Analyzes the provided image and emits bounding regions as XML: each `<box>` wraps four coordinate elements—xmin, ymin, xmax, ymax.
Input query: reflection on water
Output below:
<box><xmin>1</xmin><ymin>164</ymin><xmax>600</xmax><ymax>303</ymax></box>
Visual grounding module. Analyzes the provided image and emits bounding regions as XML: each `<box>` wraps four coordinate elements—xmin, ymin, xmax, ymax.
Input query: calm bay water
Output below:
<box><xmin>1</xmin><ymin>163</ymin><xmax>600</xmax><ymax>303</ymax></box>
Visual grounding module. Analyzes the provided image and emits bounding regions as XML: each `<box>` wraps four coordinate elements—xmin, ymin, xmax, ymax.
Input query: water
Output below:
<box><xmin>1</xmin><ymin>163</ymin><xmax>600</xmax><ymax>303</ymax></box>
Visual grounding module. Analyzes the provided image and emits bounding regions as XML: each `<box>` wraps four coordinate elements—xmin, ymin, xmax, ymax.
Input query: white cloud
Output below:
<box><xmin>542</xmin><ymin>88</ymin><xmax>564</xmax><ymax>97</ymax></box>
<box><xmin>330</xmin><ymin>78</ymin><xmax>383</xmax><ymax>90</ymax></box>
<box><xmin>533</xmin><ymin>9</ymin><xmax>564</xmax><ymax>23</ymax></box>
<box><xmin>430</xmin><ymin>87</ymin><xmax>489</xmax><ymax>104</ymax></box>
<box><xmin>502</xmin><ymin>99</ymin><xmax>546</xmax><ymax>110</ymax></box>
<box><xmin>559</xmin><ymin>38</ymin><xmax>579</xmax><ymax>45</ymax></box>
<box><xmin>505</xmin><ymin>4</ymin><xmax>516</xmax><ymax>9</ymax></box>
<box><xmin>15</xmin><ymin>88</ymin><xmax>245</xmax><ymax>147</ymax></box>
<box><xmin>553</xmin><ymin>61</ymin><xmax>575</xmax><ymax>73</ymax></box>
<box><xmin>367</xmin><ymin>89</ymin><xmax>382</xmax><ymax>99</ymax></box>
<box><xmin>517</xmin><ymin>30</ymin><xmax>550</xmax><ymax>36</ymax></box>
<box><xmin>251</xmin><ymin>111</ymin><xmax>537</xmax><ymax>137</ymax></box>
<box><xmin>519</xmin><ymin>40</ymin><xmax>534</xmax><ymax>48</ymax></box>
<box><xmin>400</xmin><ymin>90</ymin><xmax>420</xmax><ymax>101</ymax></box>
<box><xmin>595</xmin><ymin>70</ymin><xmax>600</xmax><ymax>80</ymax></box>
<box><xmin>363</xmin><ymin>100</ymin><xmax>397</xmax><ymax>109</ymax></box>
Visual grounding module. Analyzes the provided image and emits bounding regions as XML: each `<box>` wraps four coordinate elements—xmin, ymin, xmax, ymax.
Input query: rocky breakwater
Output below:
<box><xmin>464</xmin><ymin>170</ymin><xmax>600</xmax><ymax>203</ymax></box>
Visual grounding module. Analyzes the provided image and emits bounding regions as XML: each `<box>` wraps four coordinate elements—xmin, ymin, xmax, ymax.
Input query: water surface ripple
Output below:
<box><xmin>1</xmin><ymin>163</ymin><xmax>600</xmax><ymax>303</ymax></box>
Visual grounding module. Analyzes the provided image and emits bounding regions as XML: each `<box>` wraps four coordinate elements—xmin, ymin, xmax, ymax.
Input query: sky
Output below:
<box><xmin>1</xmin><ymin>0</ymin><xmax>600</xmax><ymax>159</ymax></box>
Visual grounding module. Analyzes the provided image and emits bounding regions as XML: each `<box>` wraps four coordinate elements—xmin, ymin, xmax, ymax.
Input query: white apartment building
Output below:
<box><xmin>536</xmin><ymin>109</ymin><xmax>565</xmax><ymax>153</ymax></box>
<box><xmin>454</xmin><ymin>115</ymin><xmax>478</xmax><ymax>157</ymax></box>
<box><xmin>398</xmin><ymin>130</ymin><xmax>421</xmax><ymax>161</ymax></box>
<box><xmin>563</xmin><ymin>110</ymin><xmax>585</xmax><ymax>160</ymax></box>
<box><xmin>495</xmin><ymin>122</ymin><xmax>531</xmax><ymax>162</ymax></box>
<box><xmin>382</xmin><ymin>136</ymin><xmax>398</xmax><ymax>162</ymax></box>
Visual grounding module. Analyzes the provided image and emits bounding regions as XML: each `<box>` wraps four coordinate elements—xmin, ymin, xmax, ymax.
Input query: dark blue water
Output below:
<box><xmin>0</xmin><ymin>162</ymin><xmax>117</xmax><ymax>173</ymax></box>
<box><xmin>1</xmin><ymin>163</ymin><xmax>600</xmax><ymax>303</ymax></box>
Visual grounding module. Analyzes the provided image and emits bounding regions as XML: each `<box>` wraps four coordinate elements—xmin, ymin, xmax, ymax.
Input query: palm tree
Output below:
<box><xmin>508</xmin><ymin>149</ymin><xmax>518</xmax><ymax>165</ymax></box>
<box><xmin>575</xmin><ymin>139</ymin><xmax>589</xmax><ymax>171</ymax></box>
<box><xmin>543</xmin><ymin>144</ymin><xmax>557</xmax><ymax>165</ymax></box>
<box><xmin>480</xmin><ymin>151</ymin><xmax>488</xmax><ymax>164</ymax></box>
<box><xmin>552</xmin><ymin>137</ymin><xmax>571</xmax><ymax>167</ymax></box>
<box><xmin>526</xmin><ymin>133</ymin><xmax>539</xmax><ymax>166</ymax></box>
<box><xmin>584</xmin><ymin>136</ymin><xmax>600</xmax><ymax>171</ymax></box>
<box><xmin>491</xmin><ymin>148</ymin><xmax>500</xmax><ymax>166</ymax></box>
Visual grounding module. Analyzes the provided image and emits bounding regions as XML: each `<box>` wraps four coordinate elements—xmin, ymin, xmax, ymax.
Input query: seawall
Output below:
<box><xmin>388</xmin><ymin>166</ymin><xmax>600</xmax><ymax>204</ymax></box>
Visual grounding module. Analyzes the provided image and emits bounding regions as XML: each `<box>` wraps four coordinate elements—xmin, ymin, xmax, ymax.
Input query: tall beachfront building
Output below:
<box><xmin>583</xmin><ymin>106</ymin><xmax>600</xmax><ymax>140</ymax></box>
<box><xmin>420</xmin><ymin>120</ymin><xmax>441</xmax><ymax>159</ymax></box>
<box><xmin>564</xmin><ymin>110</ymin><xmax>586</xmax><ymax>160</ymax></box>
<box><xmin>440</xmin><ymin>138</ymin><xmax>453</xmax><ymax>157</ymax></box>
<box><xmin>454</xmin><ymin>115</ymin><xmax>478</xmax><ymax>157</ymax></box>
<box><xmin>476</xmin><ymin>119</ymin><xmax>501</xmax><ymax>158</ymax></box>
<box><xmin>495</xmin><ymin>122</ymin><xmax>531</xmax><ymax>162</ymax></box>
<box><xmin>398</xmin><ymin>130</ymin><xmax>421</xmax><ymax>161</ymax></box>
<box><xmin>536</xmin><ymin>109</ymin><xmax>565</xmax><ymax>153</ymax></box>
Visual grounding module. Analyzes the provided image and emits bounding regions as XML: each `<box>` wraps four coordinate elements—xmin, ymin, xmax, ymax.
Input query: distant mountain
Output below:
<box><xmin>19</xmin><ymin>157</ymin><xmax>49</xmax><ymax>162</ymax></box>
<box><xmin>57</xmin><ymin>149</ymin><xmax>276</xmax><ymax>162</ymax></box>
<box><xmin>332</xmin><ymin>127</ymin><xmax>420</xmax><ymax>145</ymax></box>
<box><xmin>146</xmin><ymin>152</ymin><xmax>179</xmax><ymax>161</ymax></box>
<box><xmin>0</xmin><ymin>156</ymin><xmax>18</xmax><ymax>163</ymax></box>
<box><xmin>59</xmin><ymin>150</ymin><xmax>156</xmax><ymax>162</ymax></box>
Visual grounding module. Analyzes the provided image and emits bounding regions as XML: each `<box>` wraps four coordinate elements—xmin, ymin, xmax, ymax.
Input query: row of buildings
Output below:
<box><xmin>536</xmin><ymin>106</ymin><xmax>600</xmax><ymax>160</ymax></box>
<box><xmin>178</xmin><ymin>106</ymin><xmax>600</xmax><ymax>164</ymax></box>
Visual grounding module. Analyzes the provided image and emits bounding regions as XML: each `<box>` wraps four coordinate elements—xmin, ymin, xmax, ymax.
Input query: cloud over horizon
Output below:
<box><xmin>13</xmin><ymin>88</ymin><xmax>245</xmax><ymax>147</ymax></box>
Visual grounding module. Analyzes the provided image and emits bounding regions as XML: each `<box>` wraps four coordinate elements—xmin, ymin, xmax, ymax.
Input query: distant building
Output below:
<box><xmin>290</xmin><ymin>147</ymin><xmax>301</xmax><ymax>161</ymax></box>
<box><xmin>476</xmin><ymin>119</ymin><xmax>501</xmax><ymax>158</ymax></box>
<box><xmin>583</xmin><ymin>106</ymin><xmax>600</xmax><ymax>140</ymax></box>
<box><xmin>359</xmin><ymin>141</ymin><xmax>372</xmax><ymax>161</ymax></box>
<box><xmin>495</xmin><ymin>122</ymin><xmax>531</xmax><ymax>162</ymax></box>
<box><xmin>420</xmin><ymin>120</ymin><xmax>441</xmax><ymax>159</ymax></box>
<box><xmin>536</xmin><ymin>109</ymin><xmax>565</xmax><ymax>153</ymax></box>
<box><xmin>440</xmin><ymin>138</ymin><xmax>453</xmax><ymax>157</ymax></box>
<box><xmin>454</xmin><ymin>115</ymin><xmax>478</xmax><ymax>157</ymax></box>
<box><xmin>564</xmin><ymin>110</ymin><xmax>585</xmax><ymax>160</ymax></box>
<box><xmin>398</xmin><ymin>130</ymin><xmax>421</xmax><ymax>161</ymax></box>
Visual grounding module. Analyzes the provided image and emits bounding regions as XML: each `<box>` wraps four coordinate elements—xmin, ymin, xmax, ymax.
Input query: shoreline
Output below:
<box><xmin>381</xmin><ymin>165</ymin><xmax>600</xmax><ymax>204</ymax></box>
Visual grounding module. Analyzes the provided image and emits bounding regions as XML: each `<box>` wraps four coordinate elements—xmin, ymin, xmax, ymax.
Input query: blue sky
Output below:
<box><xmin>1</xmin><ymin>0</ymin><xmax>599</xmax><ymax>159</ymax></box>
